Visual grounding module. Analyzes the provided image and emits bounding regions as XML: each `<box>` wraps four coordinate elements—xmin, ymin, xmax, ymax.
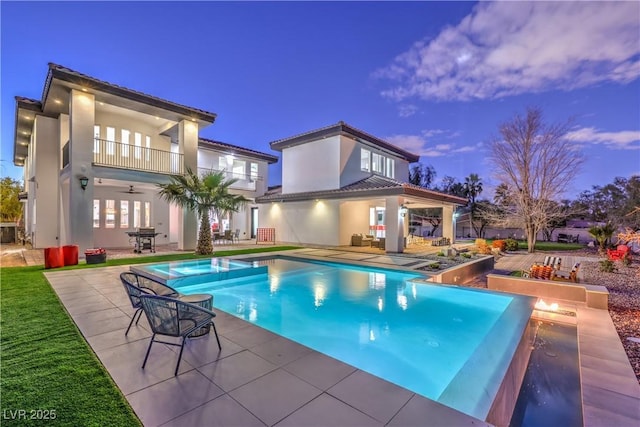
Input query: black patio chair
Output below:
<box><xmin>139</xmin><ymin>294</ymin><xmax>222</xmax><ymax>376</ymax></box>
<box><xmin>120</xmin><ymin>272</ymin><xmax>181</xmax><ymax>336</ymax></box>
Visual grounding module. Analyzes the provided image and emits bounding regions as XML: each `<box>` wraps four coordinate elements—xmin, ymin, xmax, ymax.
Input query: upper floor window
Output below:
<box><xmin>372</xmin><ymin>153</ymin><xmax>384</xmax><ymax>174</ymax></box>
<box><xmin>145</xmin><ymin>136</ymin><xmax>151</xmax><ymax>161</ymax></box>
<box><xmin>361</xmin><ymin>149</ymin><xmax>371</xmax><ymax>172</ymax></box>
<box><xmin>106</xmin><ymin>127</ymin><xmax>116</xmax><ymax>156</ymax></box>
<box><xmin>134</xmin><ymin>132</ymin><xmax>142</xmax><ymax>159</ymax></box>
<box><xmin>385</xmin><ymin>158</ymin><xmax>395</xmax><ymax>178</ymax></box>
<box><xmin>121</xmin><ymin>129</ymin><xmax>130</xmax><ymax>157</ymax></box>
<box><xmin>250</xmin><ymin>162</ymin><xmax>258</xmax><ymax>182</ymax></box>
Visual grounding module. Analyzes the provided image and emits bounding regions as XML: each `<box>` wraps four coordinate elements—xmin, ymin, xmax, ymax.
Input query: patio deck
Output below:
<box><xmin>41</xmin><ymin>247</ymin><xmax>640</xmax><ymax>426</ymax></box>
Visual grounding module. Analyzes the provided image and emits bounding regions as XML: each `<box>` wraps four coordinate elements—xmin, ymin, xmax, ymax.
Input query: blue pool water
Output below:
<box><xmin>131</xmin><ymin>258</ymin><xmax>267</xmax><ymax>288</ymax></box>
<box><xmin>167</xmin><ymin>256</ymin><xmax>533</xmax><ymax>420</ymax></box>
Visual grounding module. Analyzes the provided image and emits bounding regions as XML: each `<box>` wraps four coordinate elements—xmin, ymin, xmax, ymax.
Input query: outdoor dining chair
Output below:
<box><xmin>139</xmin><ymin>294</ymin><xmax>222</xmax><ymax>376</ymax></box>
<box><xmin>120</xmin><ymin>272</ymin><xmax>181</xmax><ymax>336</ymax></box>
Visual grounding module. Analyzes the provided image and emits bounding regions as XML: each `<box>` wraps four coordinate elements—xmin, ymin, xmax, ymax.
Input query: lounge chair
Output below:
<box><xmin>351</xmin><ymin>234</ymin><xmax>373</xmax><ymax>247</ymax></box>
<box><xmin>553</xmin><ymin>262</ymin><xmax>581</xmax><ymax>283</ymax></box>
<box><xmin>120</xmin><ymin>272</ymin><xmax>181</xmax><ymax>336</ymax></box>
<box><xmin>139</xmin><ymin>294</ymin><xmax>221</xmax><ymax>376</ymax></box>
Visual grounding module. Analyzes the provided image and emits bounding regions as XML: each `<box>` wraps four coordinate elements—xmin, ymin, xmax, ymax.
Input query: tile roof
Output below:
<box><xmin>269</xmin><ymin>121</ymin><xmax>420</xmax><ymax>163</ymax></box>
<box><xmin>256</xmin><ymin>175</ymin><xmax>467</xmax><ymax>205</ymax></box>
<box><xmin>199</xmin><ymin>138</ymin><xmax>278</xmax><ymax>163</ymax></box>
<box><xmin>44</xmin><ymin>63</ymin><xmax>217</xmax><ymax>122</ymax></box>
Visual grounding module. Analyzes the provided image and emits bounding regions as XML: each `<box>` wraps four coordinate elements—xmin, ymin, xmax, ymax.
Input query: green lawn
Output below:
<box><xmin>484</xmin><ymin>239</ymin><xmax>584</xmax><ymax>252</ymax></box>
<box><xmin>0</xmin><ymin>246</ymin><xmax>299</xmax><ymax>426</ymax></box>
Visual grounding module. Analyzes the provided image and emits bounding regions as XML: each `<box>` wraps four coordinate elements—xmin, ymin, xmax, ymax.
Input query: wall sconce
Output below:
<box><xmin>400</xmin><ymin>205</ymin><xmax>408</xmax><ymax>217</ymax></box>
<box><xmin>79</xmin><ymin>176</ymin><xmax>89</xmax><ymax>191</ymax></box>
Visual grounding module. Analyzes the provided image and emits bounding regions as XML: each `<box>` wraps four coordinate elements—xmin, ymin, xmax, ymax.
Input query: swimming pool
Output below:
<box><xmin>142</xmin><ymin>256</ymin><xmax>534</xmax><ymax>420</ymax></box>
<box><xmin>131</xmin><ymin>258</ymin><xmax>267</xmax><ymax>288</ymax></box>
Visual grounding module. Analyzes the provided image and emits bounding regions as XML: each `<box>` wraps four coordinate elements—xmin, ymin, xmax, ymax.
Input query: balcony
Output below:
<box><xmin>91</xmin><ymin>139</ymin><xmax>183</xmax><ymax>175</ymax></box>
<box><xmin>197</xmin><ymin>167</ymin><xmax>261</xmax><ymax>191</ymax></box>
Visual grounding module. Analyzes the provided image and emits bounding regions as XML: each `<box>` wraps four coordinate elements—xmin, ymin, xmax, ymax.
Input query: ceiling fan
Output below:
<box><xmin>119</xmin><ymin>185</ymin><xmax>145</xmax><ymax>194</ymax></box>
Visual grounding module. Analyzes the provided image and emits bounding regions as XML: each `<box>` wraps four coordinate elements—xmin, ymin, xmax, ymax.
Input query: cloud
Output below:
<box><xmin>565</xmin><ymin>127</ymin><xmax>640</xmax><ymax>150</ymax></box>
<box><xmin>375</xmin><ymin>2</ymin><xmax>640</xmax><ymax>101</ymax></box>
<box><xmin>386</xmin><ymin>132</ymin><xmax>479</xmax><ymax>157</ymax></box>
<box><xmin>397</xmin><ymin>104</ymin><xmax>418</xmax><ymax>117</ymax></box>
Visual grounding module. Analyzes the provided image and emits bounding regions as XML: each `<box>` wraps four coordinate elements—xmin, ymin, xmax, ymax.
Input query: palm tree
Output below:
<box><xmin>588</xmin><ymin>223</ymin><xmax>617</xmax><ymax>255</ymax></box>
<box><xmin>463</xmin><ymin>173</ymin><xmax>483</xmax><ymax>237</ymax></box>
<box><xmin>157</xmin><ymin>168</ymin><xmax>248</xmax><ymax>255</ymax></box>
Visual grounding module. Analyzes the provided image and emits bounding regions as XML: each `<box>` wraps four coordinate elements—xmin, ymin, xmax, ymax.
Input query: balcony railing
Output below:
<box><xmin>197</xmin><ymin>167</ymin><xmax>261</xmax><ymax>191</ymax></box>
<box><xmin>93</xmin><ymin>138</ymin><xmax>183</xmax><ymax>175</ymax></box>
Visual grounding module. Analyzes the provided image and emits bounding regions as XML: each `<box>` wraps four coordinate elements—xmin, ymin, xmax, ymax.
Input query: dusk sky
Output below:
<box><xmin>2</xmin><ymin>1</ymin><xmax>639</xmax><ymax>199</ymax></box>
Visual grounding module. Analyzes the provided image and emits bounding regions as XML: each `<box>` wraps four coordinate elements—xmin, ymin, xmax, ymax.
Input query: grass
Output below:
<box><xmin>485</xmin><ymin>239</ymin><xmax>584</xmax><ymax>252</ymax></box>
<box><xmin>0</xmin><ymin>246</ymin><xmax>299</xmax><ymax>426</ymax></box>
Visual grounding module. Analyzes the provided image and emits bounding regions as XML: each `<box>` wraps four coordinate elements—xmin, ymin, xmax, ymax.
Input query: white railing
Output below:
<box><xmin>93</xmin><ymin>139</ymin><xmax>183</xmax><ymax>175</ymax></box>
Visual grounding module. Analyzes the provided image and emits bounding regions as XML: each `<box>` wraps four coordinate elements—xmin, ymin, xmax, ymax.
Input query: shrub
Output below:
<box><xmin>429</xmin><ymin>262</ymin><xmax>440</xmax><ymax>269</ymax></box>
<box><xmin>599</xmin><ymin>259</ymin><xmax>617</xmax><ymax>273</ymax></box>
<box><xmin>492</xmin><ymin>240</ymin><xmax>506</xmax><ymax>252</ymax></box>
<box><xmin>504</xmin><ymin>238</ymin><xmax>519</xmax><ymax>251</ymax></box>
<box><xmin>436</xmin><ymin>251</ymin><xmax>445</xmax><ymax>257</ymax></box>
<box><xmin>461</xmin><ymin>252</ymin><xmax>472</xmax><ymax>259</ymax></box>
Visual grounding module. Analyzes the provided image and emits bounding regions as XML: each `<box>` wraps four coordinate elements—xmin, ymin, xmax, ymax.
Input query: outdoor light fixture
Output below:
<box><xmin>79</xmin><ymin>176</ymin><xmax>89</xmax><ymax>191</ymax></box>
<box><xmin>400</xmin><ymin>205</ymin><xmax>408</xmax><ymax>217</ymax></box>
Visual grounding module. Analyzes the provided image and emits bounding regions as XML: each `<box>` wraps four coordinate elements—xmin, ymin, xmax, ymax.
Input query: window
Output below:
<box><xmin>133</xmin><ymin>201</ymin><xmax>141</xmax><ymax>228</ymax></box>
<box><xmin>372</xmin><ymin>153</ymin><xmax>384</xmax><ymax>174</ymax></box>
<box><xmin>106</xmin><ymin>127</ymin><xmax>115</xmax><ymax>155</ymax></box>
<box><xmin>218</xmin><ymin>157</ymin><xmax>227</xmax><ymax>171</ymax></box>
<box><xmin>385</xmin><ymin>158</ymin><xmax>395</xmax><ymax>178</ymax></box>
<box><xmin>250</xmin><ymin>162</ymin><xmax>258</xmax><ymax>182</ymax></box>
<box><xmin>134</xmin><ymin>132</ymin><xmax>142</xmax><ymax>159</ymax></box>
<box><xmin>361</xmin><ymin>148</ymin><xmax>371</xmax><ymax>172</ymax></box>
<box><xmin>145</xmin><ymin>135</ymin><xmax>151</xmax><ymax>161</ymax></box>
<box><xmin>121</xmin><ymin>129</ymin><xmax>130</xmax><ymax>157</ymax></box>
<box><xmin>232</xmin><ymin>159</ymin><xmax>246</xmax><ymax>179</ymax></box>
<box><xmin>120</xmin><ymin>201</ymin><xmax>129</xmax><ymax>228</ymax></box>
<box><xmin>93</xmin><ymin>125</ymin><xmax>100</xmax><ymax>153</ymax></box>
<box><xmin>144</xmin><ymin>202</ymin><xmax>151</xmax><ymax>227</ymax></box>
<box><xmin>93</xmin><ymin>200</ymin><xmax>100</xmax><ymax>228</ymax></box>
<box><xmin>105</xmin><ymin>200</ymin><xmax>115</xmax><ymax>228</ymax></box>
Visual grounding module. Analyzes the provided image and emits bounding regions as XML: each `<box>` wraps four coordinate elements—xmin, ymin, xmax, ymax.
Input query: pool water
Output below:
<box><xmin>131</xmin><ymin>258</ymin><xmax>267</xmax><ymax>288</ymax></box>
<box><xmin>167</xmin><ymin>256</ymin><xmax>534</xmax><ymax>420</ymax></box>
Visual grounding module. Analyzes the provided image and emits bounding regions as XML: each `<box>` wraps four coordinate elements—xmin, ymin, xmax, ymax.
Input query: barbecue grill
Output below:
<box><xmin>126</xmin><ymin>227</ymin><xmax>159</xmax><ymax>253</ymax></box>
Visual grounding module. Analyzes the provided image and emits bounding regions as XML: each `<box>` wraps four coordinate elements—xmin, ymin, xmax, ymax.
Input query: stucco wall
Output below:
<box><xmin>339</xmin><ymin>200</ymin><xmax>373</xmax><ymax>245</ymax></box>
<box><xmin>259</xmin><ymin>200</ymin><xmax>340</xmax><ymax>245</ymax></box>
<box><xmin>32</xmin><ymin>116</ymin><xmax>60</xmax><ymax>248</ymax></box>
<box><xmin>282</xmin><ymin>137</ymin><xmax>341</xmax><ymax>193</ymax></box>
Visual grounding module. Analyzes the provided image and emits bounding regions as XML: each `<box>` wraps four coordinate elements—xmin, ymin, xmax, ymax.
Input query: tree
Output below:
<box><xmin>408</xmin><ymin>164</ymin><xmax>436</xmax><ymax>188</ymax></box>
<box><xmin>575</xmin><ymin>176</ymin><xmax>640</xmax><ymax>230</ymax></box>
<box><xmin>438</xmin><ymin>175</ymin><xmax>466</xmax><ymax>197</ymax></box>
<box><xmin>0</xmin><ymin>177</ymin><xmax>23</xmax><ymax>222</ymax></box>
<box><xmin>471</xmin><ymin>199</ymin><xmax>496</xmax><ymax>238</ymax></box>
<box><xmin>463</xmin><ymin>173</ymin><xmax>483</xmax><ymax>236</ymax></box>
<box><xmin>588</xmin><ymin>223</ymin><xmax>616</xmax><ymax>254</ymax></box>
<box><xmin>488</xmin><ymin>107</ymin><xmax>584</xmax><ymax>253</ymax></box>
<box><xmin>157</xmin><ymin>168</ymin><xmax>248</xmax><ymax>255</ymax></box>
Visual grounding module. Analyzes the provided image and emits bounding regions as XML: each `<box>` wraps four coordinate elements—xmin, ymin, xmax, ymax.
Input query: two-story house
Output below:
<box><xmin>13</xmin><ymin>63</ymin><xmax>276</xmax><ymax>254</ymax></box>
<box><xmin>256</xmin><ymin>122</ymin><xmax>467</xmax><ymax>252</ymax></box>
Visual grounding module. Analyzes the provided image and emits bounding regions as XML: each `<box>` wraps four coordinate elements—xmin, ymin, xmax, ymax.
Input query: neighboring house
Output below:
<box><xmin>12</xmin><ymin>63</ymin><xmax>276</xmax><ymax>253</ymax></box>
<box><xmin>256</xmin><ymin>122</ymin><xmax>467</xmax><ymax>252</ymax></box>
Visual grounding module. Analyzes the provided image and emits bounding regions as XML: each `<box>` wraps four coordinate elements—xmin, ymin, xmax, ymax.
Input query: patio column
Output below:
<box><xmin>68</xmin><ymin>89</ymin><xmax>95</xmax><ymax>254</ymax></box>
<box><xmin>177</xmin><ymin>120</ymin><xmax>199</xmax><ymax>250</ymax></box>
<box><xmin>442</xmin><ymin>205</ymin><xmax>454</xmax><ymax>244</ymax></box>
<box><xmin>384</xmin><ymin>196</ymin><xmax>404</xmax><ymax>253</ymax></box>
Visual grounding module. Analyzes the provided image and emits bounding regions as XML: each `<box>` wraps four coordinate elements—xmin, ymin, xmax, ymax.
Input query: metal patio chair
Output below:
<box><xmin>120</xmin><ymin>272</ymin><xmax>181</xmax><ymax>336</ymax></box>
<box><xmin>139</xmin><ymin>294</ymin><xmax>222</xmax><ymax>376</ymax></box>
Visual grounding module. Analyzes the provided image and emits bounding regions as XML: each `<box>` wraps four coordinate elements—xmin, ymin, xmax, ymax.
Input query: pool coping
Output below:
<box><xmin>44</xmin><ymin>248</ymin><xmax>640</xmax><ymax>426</ymax></box>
